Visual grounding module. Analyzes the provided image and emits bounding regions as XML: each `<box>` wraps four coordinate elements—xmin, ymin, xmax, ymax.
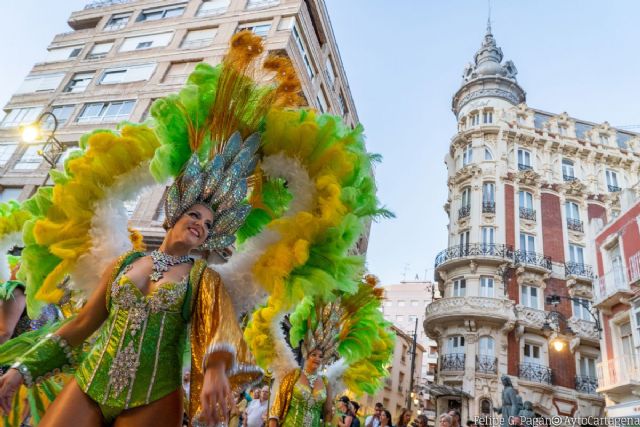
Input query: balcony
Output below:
<box><xmin>575</xmin><ymin>375</ymin><xmax>598</xmax><ymax>394</ymax></box>
<box><xmin>563</xmin><ymin>174</ymin><xmax>577</xmax><ymax>182</ymax></box>
<box><xmin>458</xmin><ymin>205</ymin><xmax>471</xmax><ymax>219</ymax></box>
<box><xmin>597</xmin><ymin>355</ymin><xmax>640</xmax><ymax>395</ymax></box>
<box><xmin>564</xmin><ymin>262</ymin><xmax>594</xmax><ymax>279</ymax></box>
<box><xmin>566</xmin><ymin>218</ymin><xmax>584</xmax><ymax>233</ymax></box>
<box><xmin>519</xmin><ymin>207</ymin><xmax>536</xmax><ymax>221</ymax></box>
<box><xmin>515</xmin><ymin>306</ymin><xmax>546</xmax><ymax>329</ymax></box>
<box><xmin>84</xmin><ymin>0</ymin><xmax>133</xmax><ymax>9</ymax></box>
<box><xmin>514</xmin><ymin>250</ymin><xmax>552</xmax><ymax>270</ymax></box>
<box><xmin>482</xmin><ymin>201</ymin><xmax>496</xmax><ymax>213</ymax></box>
<box><xmin>608</xmin><ymin>184</ymin><xmax>622</xmax><ymax>192</ymax></box>
<box><xmin>476</xmin><ymin>355</ymin><xmax>497</xmax><ymax>374</ymax></box>
<box><xmin>518</xmin><ymin>163</ymin><xmax>533</xmax><ymax>171</ymax></box>
<box><xmin>518</xmin><ymin>362</ymin><xmax>552</xmax><ymax>385</ymax></box>
<box><xmin>440</xmin><ymin>353</ymin><xmax>465</xmax><ymax>372</ymax></box>
<box><xmin>425</xmin><ymin>296</ymin><xmax>515</xmax><ymax>327</ymax></box>
<box><xmin>594</xmin><ymin>266</ymin><xmax>633</xmax><ymax>308</ymax></box>
<box><xmin>434</xmin><ymin>243</ymin><xmax>514</xmax><ymax>268</ymax></box>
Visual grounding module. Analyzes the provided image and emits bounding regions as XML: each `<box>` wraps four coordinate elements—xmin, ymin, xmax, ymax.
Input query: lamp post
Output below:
<box><xmin>406</xmin><ymin>317</ymin><xmax>418</xmax><ymax>410</ymax></box>
<box><xmin>19</xmin><ymin>111</ymin><xmax>66</xmax><ymax>166</ymax></box>
<box><xmin>545</xmin><ymin>294</ymin><xmax>602</xmax><ymax>338</ymax></box>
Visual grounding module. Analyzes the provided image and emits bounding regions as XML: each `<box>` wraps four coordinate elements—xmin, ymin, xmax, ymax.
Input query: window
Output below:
<box><xmin>480</xmin><ymin>399</ymin><xmax>492</xmax><ymax>415</ymax></box>
<box><xmin>292</xmin><ymin>24</ymin><xmax>314</xmax><ymax>78</ymax></box>
<box><xmin>452</xmin><ymin>279</ymin><xmax>466</xmax><ymax>297</ymax></box>
<box><xmin>462</xmin><ymin>145</ymin><xmax>473</xmax><ymax>166</ymax></box>
<box><xmin>45</xmin><ymin>45</ymin><xmax>83</xmax><ymax>62</ymax></box>
<box><xmin>162</xmin><ymin>61</ymin><xmax>199</xmax><ymax>85</ymax></box>
<box><xmin>572</xmin><ymin>298</ymin><xmax>592</xmax><ymax>321</ymax></box>
<box><xmin>483</xmin><ymin>110</ymin><xmax>493</xmax><ymax>124</ymax></box>
<box><xmin>459</xmin><ymin>230</ymin><xmax>470</xmax><ymax>248</ymax></box>
<box><xmin>64</xmin><ymin>72</ymin><xmax>94</xmax><ymax>93</ymax></box>
<box><xmin>277</xmin><ymin>16</ymin><xmax>295</xmax><ymax>30</ymax></box>
<box><xmin>481</xmin><ymin>227</ymin><xmax>495</xmax><ymax>247</ymax></box>
<box><xmin>619</xmin><ymin>322</ymin><xmax>635</xmax><ymax>360</ymax></box>
<box><xmin>606</xmin><ymin>169</ymin><xmax>620</xmax><ymax>191</ymax></box>
<box><xmin>120</xmin><ymin>32</ymin><xmax>173</xmax><ymax>52</ymax></box>
<box><xmin>523</xmin><ymin>343</ymin><xmax>541</xmax><ymax>364</ymax></box>
<box><xmin>569</xmin><ymin>244</ymin><xmax>585</xmax><ymax>265</ymax></box>
<box><xmin>76</xmin><ymin>100</ymin><xmax>135</xmax><ymax>124</ymax></box>
<box><xmin>558</xmin><ymin>124</ymin><xmax>568</xmax><ymax>136</ymax></box>
<box><xmin>86</xmin><ymin>42</ymin><xmax>113</xmax><ymax>59</ymax></box>
<box><xmin>137</xmin><ymin>4</ymin><xmax>185</xmax><ymax>22</ymax></box>
<box><xmin>517</xmin><ymin>148</ymin><xmax>531</xmax><ymax>169</ymax></box>
<box><xmin>104</xmin><ymin>13</ymin><xmax>131</xmax><ymax>31</ymax></box>
<box><xmin>397</xmin><ymin>300</ymin><xmax>406</xmax><ymax>307</ymax></box>
<box><xmin>520</xmin><ymin>233</ymin><xmax>535</xmax><ymax>253</ymax></box>
<box><xmin>16</xmin><ymin>73</ymin><xmax>65</xmax><ymax>94</ymax></box>
<box><xmin>519</xmin><ymin>191</ymin><xmax>533</xmax><ymax>209</ymax></box>
<box><xmin>396</xmin><ymin>315</ymin><xmax>404</xmax><ymax>323</ymax></box>
<box><xmin>197</xmin><ymin>0</ymin><xmax>230</xmax><ymax>16</ymax></box>
<box><xmin>0</xmin><ymin>106</ymin><xmax>41</xmax><ymax>128</ymax></box>
<box><xmin>599</xmin><ymin>134</ymin><xmax>610</xmax><ymax>145</ymax></box>
<box><xmin>470</xmin><ymin>113</ymin><xmax>479</xmax><ymax>126</ymax></box>
<box><xmin>562</xmin><ymin>159</ymin><xmax>575</xmax><ymax>180</ymax></box>
<box><xmin>461</xmin><ymin>187</ymin><xmax>471</xmax><ymax>208</ymax></box>
<box><xmin>517</xmin><ymin>115</ymin><xmax>526</xmax><ymax>125</ymax></box>
<box><xmin>521</xmin><ymin>285</ymin><xmax>540</xmax><ymax>309</ymax></box>
<box><xmin>237</xmin><ymin>22</ymin><xmax>271</xmax><ymax>38</ymax></box>
<box><xmin>566</xmin><ymin>201</ymin><xmax>580</xmax><ymax>221</ymax></box>
<box><xmin>182</xmin><ymin>28</ymin><xmax>217</xmax><ymax>49</ymax></box>
<box><xmin>100</xmin><ymin>64</ymin><xmax>156</xmax><ymax>84</ymax></box>
<box><xmin>43</xmin><ymin>105</ymin><xmax>75</xmax><ymax>128</ymax></box>
<box><xmin>0</xmin><ymin>187</ymin><xmax>22</xmax><ymax>202</ymax></box>
<box><xmin>246</xmin><ymin>0</ymin><xmax>280</xmax><ymax>9</ymax></box>
<box><xmin>316</xmin><ymin>89</ymin><xmax>328</xmax><ymax>114</ymax></box>
<box><xmin>484</xmin><ymin>147</ymin><xmax>493</xmax><ymax>160</ymax></box>
<box><xmin>325</xmin><ymin>57</ymin><xmax>336</xmax><ymax>88</ymax></box>
<box><xmin>411</xmin><ymin>300</ymin><xmax>419</xmax><ymax>307</ymax></box>
<box><xmin>0</xmin><ymin>144</ymin><xmax>18</xmax><ymax>166</ymax></box>
<box><xmin>14</xmin><ymin>145</ymin><xmax>43</xmax><ymax>170</ymax></box>
<box><xmin>579</xmin><ymin>356</ymin><xmax>596</xmax><ymax>378</ymax></box>
<box><xmin>479</xmin><ymin>336</ymin><xmax>494</xmax><ymax>356</ymax></box>
<box><xmin>337</xmin><ymin>92</ymin><xmax>347</xmax><ymax>116</ymax></box>
<box><xmin>480</xmin><ymin>276</ymin><xmax>494</xmax><ymax>298</ymax></box>
<box><xmin>482</xmin><ymin>182</ymin><xmax>495</xmax><ymax>203</ymax></box>
<box><xmin>447</xmin><ymin>336</ymin><xmax>465</xmax><ymax>354</ymax></box>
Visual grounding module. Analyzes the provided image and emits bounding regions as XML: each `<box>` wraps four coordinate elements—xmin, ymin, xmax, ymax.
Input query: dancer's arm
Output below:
<box><xmin>0</xmin><ymin>286</ymin><xmax>25</xmax><ymax>344</ymax></box>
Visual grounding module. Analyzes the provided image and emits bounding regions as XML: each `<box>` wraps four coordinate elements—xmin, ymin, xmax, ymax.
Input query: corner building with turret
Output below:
<box><xmin>425</xmin><ymin>24</ymin><xmax>640</xmax><ymax>420</ymax></box>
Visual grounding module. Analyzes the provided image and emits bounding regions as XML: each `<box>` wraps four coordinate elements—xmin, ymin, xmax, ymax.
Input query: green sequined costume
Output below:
<box><xmin>270</xmin><ymin>369</ymin><xmax>329</xmax><ymax>427</ymax></box>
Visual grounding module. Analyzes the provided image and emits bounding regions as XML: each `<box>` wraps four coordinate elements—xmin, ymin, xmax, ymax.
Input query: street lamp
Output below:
<box><xmin>19</xmin><ymin>111</ymin><xmax>66</xmax><ymax>166</ymax></box>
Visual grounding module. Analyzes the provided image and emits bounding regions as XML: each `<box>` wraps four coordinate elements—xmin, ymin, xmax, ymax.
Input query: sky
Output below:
<box><xmin>1</xmin><ymin>1</ymin><xmax>639</xmax><ymax>285</ymax></box>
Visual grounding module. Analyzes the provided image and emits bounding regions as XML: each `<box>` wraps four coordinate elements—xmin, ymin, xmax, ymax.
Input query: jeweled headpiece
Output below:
<box><xmin>301</xmin><ymin>300</ymin><xmax>342</xmax><ymax>364</ymax></box>
<box><xmin>164</xmin><ymin>131</ymin><xmax>260</xmax><ymax>250</ymax></box>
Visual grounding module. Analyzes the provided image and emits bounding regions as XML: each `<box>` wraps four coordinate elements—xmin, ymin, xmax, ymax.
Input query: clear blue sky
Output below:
<box><xmin>1</xmin><ymin>1</ymin><xmax>639</xmax><ymax>285</ymax></box>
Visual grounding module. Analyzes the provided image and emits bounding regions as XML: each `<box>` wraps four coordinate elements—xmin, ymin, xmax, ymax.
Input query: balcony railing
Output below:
<box><xmin>482</xmin><ymin>201</ymin><xmax>496</xmax><ymax>213</ymax></box>
<box><xmin>563</xmin><ymin>174</ymin><xmax>577</xmax><ymax>182</ymax></box>
<box><xmin>565</xmin><ymin>262</ymin><xmax>594</xmax><ymax>279</ymax></box>
<box><xmin>608</xmin><ymin>184</ymin><xmax>622</xmax><ymax>192</ymax></box>
<box><xmin>434</xmin><ymin>243</ymin><xmax>514</xmax><ymax>267</ymax></box>
<box><xmin>440</xmin><ymin>353</ymin><xmax>465</xmax><ymax>371</ymax></box>
<box><xmin>518</xmin><ymin>163</ymin><xmax>533</xmax><ymax>171</ymax></box>
<box><xmin>566</xmin><ymin>218</ymin><xmax>583</xmax><ymax>233</ymax></box>
<box><xmin>519</xmin><ymin>207</ymin><xmax>536</xmax><ymax>221</ymax></box>
<box><xmin>476</xmin><ymin>355</ymin><xmax>497</xmax><ymax>374</ymax></box>
<box><xmin>518</xmin><ymin>362</ymin><xmax>552</xmax><ymax>385</ymax></box>
<box><xmin>575</xmin><ymin>375</ymin><xmax>598</xmax><ymax>394</ymax></box>
<box><xmin>594</xmin><ymin>266</ymin><xmax>629</xmax><ymax>303</ymax></box>
<box><xmin>458</xmin><ymin>205</ymin><xmax>471</xmax><ymax>219</ymax></box>
<box><xmin>84</xmin><ymin>0</ymin><xmax>133</xmax><ymax>9</ymax></box>
<box><xmin>597</xmin><ymin>355</ymin><xmax>640</xmax><ymax>391</ymax></box>
<box><xmin>515</xmin><ymin>250</ymin><xmax>552</xmax><ymax>270</ymax></box>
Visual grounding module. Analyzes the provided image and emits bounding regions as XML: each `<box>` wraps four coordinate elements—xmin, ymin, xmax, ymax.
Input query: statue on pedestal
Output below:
<box><xmin>494</xmin><ymin>376</ymin><xmax>522</xmax><ymax>427</ymax></box>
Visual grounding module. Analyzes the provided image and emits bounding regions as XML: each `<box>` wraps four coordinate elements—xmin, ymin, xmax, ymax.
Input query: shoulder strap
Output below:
<box><xmin>182</xmin><ymin>258</ymin><xmax>208</xmax><ymax>322</ymax></box>
<box><xmin>105</xmin><ymin>251</ymin><xmax>145</xmax><ymax>308</ymax></box>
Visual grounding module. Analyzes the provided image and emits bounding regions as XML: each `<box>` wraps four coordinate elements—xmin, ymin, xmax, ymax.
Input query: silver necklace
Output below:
<box><xmin>304</xmin><ymin>369</ymin><xmax>319</xmax><ymax>390</ymax></box>
<box><xmin>150</xmin><ymin>250</ymin><xmax>192</xmax><ymax>282</ymax></box>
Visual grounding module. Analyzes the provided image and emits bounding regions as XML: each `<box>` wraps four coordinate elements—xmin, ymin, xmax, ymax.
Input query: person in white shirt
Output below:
<box><xmin>245</xmin><ymin>385</ymin><xmax>270</xmax><ymax>427</ymax></box>
<box><xmin>365</xmin><ymin>403</ymin><xmax>384</xmax><ymax>427</ymax></box>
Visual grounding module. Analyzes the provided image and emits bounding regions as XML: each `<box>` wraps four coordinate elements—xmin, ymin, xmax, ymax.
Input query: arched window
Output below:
<box><xmin>484</xmin><ymin>147</ymin><xmax>494</xmax><ymax>160</ymax></box>
<box><xmin>480</xmin><ymin>399</ymin><xmax>492</xmax><ymax>415</ymax></box>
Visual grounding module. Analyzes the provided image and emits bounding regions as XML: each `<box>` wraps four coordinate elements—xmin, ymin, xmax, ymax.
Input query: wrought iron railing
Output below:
<box><xmin>458</xmin><ymin>205</ymin><xmax>471</xmax><ymax>219</ymax></box>
<box><xmin>519</xmin><ymin>207</ymin><xmax>536</xmax><ymax>221</ymax></box>
<box><xmin>482</xmin><ymin>201</ymin><xmax>496</xmax><ymax>213</ymax></box>
<box><xmin>575</xmin><ymin>375</ymin><xmax>598</xmax><ymax>394</ymax></box>
<box><xmin>441</xmin><ymin>354</ymin><xmax>465</xmax><ymax>371</ymax></box>
<box><xmin>434</xmin><ymin>244</ymin><xmax>514</xmax><ymax>267</ymax></box>
<box><xmin>519</xmin><ymin>362</ymin><xmax>552</xmax><ymax>384</ymax></box>
<box><xmin>476</xmin><ymin>355</ymin><xmax>497</xmax><ymax>374</ymax></box>
<box><xmin>608</xmin><ymin>184</ymin><xmax>621</xmax><ymax>192</ymax></box>
<box><xmin>565</xmin><ymin>262</ymin><xmax>594</xmax><ymax>279</ymax></box>
<box><xmin>518</xmin><ymin>163</ymin><xmax>533</xmax><ymax>171</ymax></box>
<box><xmin>563</xmin><ymin>174</ymin><xmax>577</xmax><ymax>182</ymax></box>
<box><xmin>567</xmin><ymin>218</ymin><xmax>583</xmax><ymax>232</ymax></box>
<box><xmin>515</xmin><ymin>250</ymin><xmax>552</xmax><ymax>270</ymax></box>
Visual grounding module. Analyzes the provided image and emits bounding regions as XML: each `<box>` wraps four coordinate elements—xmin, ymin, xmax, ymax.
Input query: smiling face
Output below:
<box><xmin>305</xmin><ymin>349</ymin><xmax>323</xmax><ymax>373</ymax></box>
<box><xmin>171</xmin><ymin>204</ymin><xmax>213</xmax><ymax>250</ymax></box>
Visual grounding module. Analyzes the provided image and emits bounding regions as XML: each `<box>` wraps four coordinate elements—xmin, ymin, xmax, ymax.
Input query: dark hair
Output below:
<box><xmin>397</xmin><ymin>408</ymin><xmax>412</xmax><ymax>427</ymax></box>
<box><xmin>381</xmin><ymin>410</ymin><xmax>393</xmax><ymax>427</ymax></box>
<box><xmin>417</xmin><ymin>415</ymin><xmax>429</xmax><ymax>426</ymax></box>
<box><xmin>350</xmin><ymin>401</ymin><xmax>360</xmax><ymax>414</ymax></box>
<box><xmin>449</xmin><ymin>410</ymin><xmax>461</xmax><ymax>420</ymax></box>
<box><xmin>466</xmin><ymin>421</ymin><xmax>476</xmax><ymax>427</ymax></box>
<box><xmin>339</xmin><ymin>396</ymin><xmax>350</xmax><ymax>405</ymax></box>
<box><xmin>375</xmin><ymin>402</ymin><xmax>384</xmax><ymax>409</ymax></box>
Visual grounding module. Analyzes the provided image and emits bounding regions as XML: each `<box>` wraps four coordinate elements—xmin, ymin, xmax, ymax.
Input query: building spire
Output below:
<box><xmin>487</xmin><ymin>0</ymin><xmax>492</xmax><ymax>35</ymax></box>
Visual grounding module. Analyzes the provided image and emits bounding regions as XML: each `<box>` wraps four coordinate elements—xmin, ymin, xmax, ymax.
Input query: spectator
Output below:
<box><xmin>416</xmin><ymin>415</ymin><xmax>429</xmax><ymax>427</ymax></box>
<box><xmin>350</xmin><ymin>401</ymin><xmax>361</xmax><ymax>427</ymax></box>
<box><xmin>397</xmin><ymin>408</ymin><xmax>413</xmax><ymax>427</ymax></box>
<box><xmin>439</xmin><ymin>414</ymin><xmax>453</xmax><ymax>427</ymax></box>
<box><xmin>466</xmin><ymin>421</ymin><xmax>477</xmax><ymax>427</ymax></box>
<box><xmin>509</xmin><ymin>416</ymin><xmax>522</xmax><ymax>427</ymax></box>
<box><xmin>337</xmin><ymin>396</ymin><xmax>352</xmax><ymax>427</ymax></box>
<box><xmin>365</xmin><ymin>402</ymin><xmax>384</xmax><ymax>427</ymax></box>
<box><xmin>380</xmin><ymin>410</ymin><xmax>393</xmax><ymax>427</ymax></box>
<box><xmin>448</xmin><ymin>410</ymin><xmax>461</xmax><ymax>427</ymax></box>
<box><xmin>245</xmin><ymin>385</ymin><xmax>270</xmax><ymax>427</ymax></box>
<box><xmin>230</xmin><ymin>390</ymin><xmax>248</xmax><ymax>427</ymax></box>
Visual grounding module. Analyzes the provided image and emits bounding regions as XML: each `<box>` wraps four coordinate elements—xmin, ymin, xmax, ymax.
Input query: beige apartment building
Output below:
<box><xmin>0</xmin><ymin>0</ymin><xmax>359</xmax><ymax>249</ymax></box>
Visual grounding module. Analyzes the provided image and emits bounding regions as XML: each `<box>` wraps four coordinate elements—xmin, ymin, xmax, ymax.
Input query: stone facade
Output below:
<box><xmin>425</xmin><ymin>23</ymin><xmax>639</xmax><ymax>420</ymax></box>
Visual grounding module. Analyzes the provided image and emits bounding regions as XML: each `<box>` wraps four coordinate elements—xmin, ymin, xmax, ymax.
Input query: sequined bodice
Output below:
<box><xmin>282</xmin><ymin>380</ymin><xmax>326</xmax><ymax>427</ymax></box>
<box><xmin>75</xmin><ymin>264</ymin><xmax>190</xmax><ymax>410</ymax></box>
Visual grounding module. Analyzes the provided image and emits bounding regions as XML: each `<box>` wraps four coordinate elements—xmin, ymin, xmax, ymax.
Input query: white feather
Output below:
<box><xmin>324</xmin><ymin>358</ymin><xmax>348</xmax><ymax>396</ymax></box>
<box><xmin>71</xmin><ymin>162</ymin><xmax>157</xmax><ymax>297</ymax></box>
<box><xmin>0</xmin><ymin>232</ymin><xmax>22</xmax><ymax>282</ymax></box>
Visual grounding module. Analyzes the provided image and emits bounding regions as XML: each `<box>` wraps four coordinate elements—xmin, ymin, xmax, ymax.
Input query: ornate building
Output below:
<box><xmin>425</xmin><ymin>22</ymin><xmax>640</xmax><ymax>420</ymax></box>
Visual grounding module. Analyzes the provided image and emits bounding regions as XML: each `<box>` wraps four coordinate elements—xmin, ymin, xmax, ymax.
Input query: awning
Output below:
<box><xmin>419</xmin><ymin>383</ymin><xmax>473</xmax><ymax>399</ymax></box>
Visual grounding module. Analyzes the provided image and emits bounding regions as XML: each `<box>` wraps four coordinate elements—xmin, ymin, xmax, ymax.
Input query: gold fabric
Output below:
<box><xmin>269</xmin><ymin>369</ymin><xmax>300</xmax><ymax>423</ymax></box>
<box><xmin>189</xmin><ymin>267</ymin><xmax>262</xmax><ymax>421</ymax></box>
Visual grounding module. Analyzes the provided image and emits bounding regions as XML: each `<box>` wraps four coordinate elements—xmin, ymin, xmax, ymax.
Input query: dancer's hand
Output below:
<box><xmin>201</xmin><ymin>362</ymin><xmax>232</xmax><ymax>426</ymax></box>
<box><xmin>0</xmin><ymin>369</ymin><xmax>23</xmax><ymax>414</ymax></box>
